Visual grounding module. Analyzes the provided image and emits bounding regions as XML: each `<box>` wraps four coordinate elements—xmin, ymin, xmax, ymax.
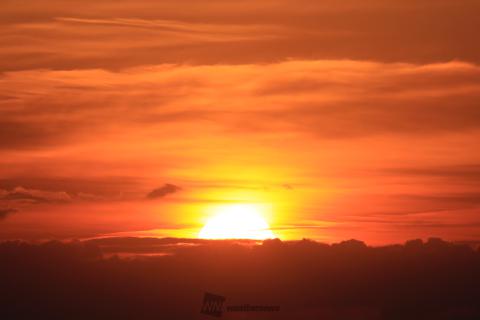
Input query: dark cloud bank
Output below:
<box><xmin>1</xmin><ymin>237</ymin><xmax>479</xmax><ymax>319</ymax></box>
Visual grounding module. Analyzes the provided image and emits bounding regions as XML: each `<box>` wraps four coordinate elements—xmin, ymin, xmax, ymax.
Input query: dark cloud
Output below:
<box><xmin>0</xmin><ymin>208</ymin><xmax>17</xmax><ymax>220</ymax></box>
<box><xmin>1</xmin><ymin>237</ymin><xmax>480</xmax><ymax>319</ymax></box>
<box><xmin>146</xmin><ymin>184</ymin><xmax>181</xmax><ymax>199</ymax></box>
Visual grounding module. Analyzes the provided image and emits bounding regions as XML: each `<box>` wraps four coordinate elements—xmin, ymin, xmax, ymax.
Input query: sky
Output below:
<box><xmin>1</xmin><ymin>0</ymin><xmax>480</xmax><ymax>244</ymax></box>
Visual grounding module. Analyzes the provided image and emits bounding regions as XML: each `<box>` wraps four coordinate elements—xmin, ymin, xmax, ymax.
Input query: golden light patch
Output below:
<box><xmin>199</xmin><ymin>204</ymin><xmax>276</xmax><ymax>240</ymax></box>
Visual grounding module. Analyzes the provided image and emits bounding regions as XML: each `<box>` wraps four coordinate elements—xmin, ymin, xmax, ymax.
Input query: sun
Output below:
<box><xmin>198</xmin><ymin>204</ymin><xmax>276</xmax><ymax>240</ymax></box>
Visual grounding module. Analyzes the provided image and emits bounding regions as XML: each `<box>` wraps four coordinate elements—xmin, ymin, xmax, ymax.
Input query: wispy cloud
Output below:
<box><xmin>2</xmin><ymin>0</ymin><xmax>480</xmax><ymax>71</ymax></box>
<box><xmin>0</xmin><ymin>187</ymin><xmax>71</xmax><ymax>204</ymax></box>
<box><xmin>1</xmin><ymin>60</ymin><xmax>480</xmax><ymax>153</ymax></box>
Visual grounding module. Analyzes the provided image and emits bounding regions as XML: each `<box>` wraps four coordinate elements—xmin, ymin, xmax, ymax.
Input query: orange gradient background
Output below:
<box><xmin>1</xmin><ymin>0</ymin><xmax>480</xmax><ymax>245</ymax></box>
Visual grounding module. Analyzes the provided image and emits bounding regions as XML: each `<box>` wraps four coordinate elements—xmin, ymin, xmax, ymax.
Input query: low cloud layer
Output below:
<box><xmin>1</xmin><ymin>0</ymin><xmax>480</xmax><ymax>242</ymax></box>
<box><xmin>1</xmin><ymin>237</ymin><xmax>479</xmax><ymax>319</ymax></box>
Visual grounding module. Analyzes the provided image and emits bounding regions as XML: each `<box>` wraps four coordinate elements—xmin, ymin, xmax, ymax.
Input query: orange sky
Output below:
<box><xmin>1</xmin><ymin>0</ymin><xmax>480</xmax><ymax>244</ymax></box>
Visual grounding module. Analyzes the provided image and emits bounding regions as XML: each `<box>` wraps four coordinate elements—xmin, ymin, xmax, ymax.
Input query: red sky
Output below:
<box><xmin>1</xmin><ymin>0</ymin><xmax>480</xmax><ymax>244</ymax></box>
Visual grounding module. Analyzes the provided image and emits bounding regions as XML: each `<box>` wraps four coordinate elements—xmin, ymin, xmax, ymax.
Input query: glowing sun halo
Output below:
<box><xmin>199</xmin><ymin>204</ymin><xmax>276</xmax><ymax>240</ymax></box>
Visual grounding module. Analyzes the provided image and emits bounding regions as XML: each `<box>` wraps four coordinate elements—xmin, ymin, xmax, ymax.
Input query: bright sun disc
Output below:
<box><xmin>199</xmin><ymin>204</ymin><xmax>275</xmax><ymax>240</ymax></box>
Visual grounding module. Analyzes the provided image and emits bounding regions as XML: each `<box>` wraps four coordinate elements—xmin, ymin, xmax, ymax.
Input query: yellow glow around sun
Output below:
<box><xmin>199</xmin><ymin>204</ymin><xmax>276</xmax><ymax>240</ymax></box>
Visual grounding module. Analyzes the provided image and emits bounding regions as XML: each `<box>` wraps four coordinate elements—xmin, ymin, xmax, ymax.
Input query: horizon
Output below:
<box><xmin>5</xmin><ymin>234</ymin><xmax>480</xmax><ymax>249</ymax></box>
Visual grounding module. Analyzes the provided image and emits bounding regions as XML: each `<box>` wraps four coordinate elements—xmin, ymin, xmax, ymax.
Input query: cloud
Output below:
<box><xmin>146</xmin><ymin>184</ymin><xmax>181</xmax><ymax>199</ymax></box>
<box><xmin>0</xmin><ymin>187</ymin><xmax>71</xmax><ymax>204</ymax></box>
<box><xmin>54</xmin><ymin>17</ymin><xmax>279</xmax><ymax>37</ymax></box>
<box><xmin>0</xmin><ymin>208</ymin><xmax>17</xmax><ymax>220</ymax></box>
<box><xmin>399</xmin><ymin>193</ymin><xmax>480</xmax><ymax>207</ymax></box>
<box><xmin>1</xmin><ymin>0</ymin><xmax>480</xmax><ymax>71</ymax></box>
<box><xmin>0</xmin><ymin>120</ymin><xmax>76</xmax><ymax>150</ymax></box>
<box><xmin>1</xmin><ymin>60</ymin><xmax>480</xmax><ymax>153</ymax></box>
<box><xmin>0</xmin><ymin>177</ymin><xmax>142</xmax><ymax>199</ymax></box>
<box><xmin>382</xmin><ymin>165</ymin><xmax>480</xmax><ymax>181</ymax></box>
<box><xmin>1</xmin><ymin>237</ymin><xmax>480</xmax><ymax>319</ymax></box>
